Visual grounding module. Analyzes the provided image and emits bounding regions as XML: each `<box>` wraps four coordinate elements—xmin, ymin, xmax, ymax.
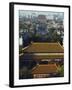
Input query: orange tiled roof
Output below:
<box><xmin>23</xmin><ymin>42</ymin><xmax>64</xmax><ymax>53</ymax></box>
<box><xmin>32</xmin><ymin>64</ymin><xmax>58</xmax><ymax>74</ymax></box>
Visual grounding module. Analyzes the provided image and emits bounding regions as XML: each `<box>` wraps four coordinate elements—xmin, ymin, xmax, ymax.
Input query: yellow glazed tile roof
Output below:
<box><xmin>32</xmin><ymin>64</ymin><xmax>58</xmax><ymax>74</ymax></box>
<box><xmin>23</xmin><ymin>42</ymin><xmax>64</xmax><ymax>53</ymax></box>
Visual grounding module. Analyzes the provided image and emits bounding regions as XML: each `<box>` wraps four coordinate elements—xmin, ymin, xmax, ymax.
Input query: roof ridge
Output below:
<box><xmin>38</xmin><ymin>64</ymin><xmax>56</xmax><ymax>66</ymax></box>
<box><xmin>32</xmin><ymin>42</ymin><xmax>59</xmax><ymax>44</ymax></box>
<box><xmin>57</xmin><ymin>42</ymin><xmax>64</xmax><ymax>50</ymax></box>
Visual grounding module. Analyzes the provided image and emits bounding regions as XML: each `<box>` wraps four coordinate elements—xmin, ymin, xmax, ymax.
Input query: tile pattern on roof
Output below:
<box><xmin>32</xmin><ymin>64</ymin><xmax>58</xmax><ymax>74</ymax></box>
<box><xmin>23</xmin><ymin>42</ymin><xmax>64</xmax><ymax>53</ymax></box>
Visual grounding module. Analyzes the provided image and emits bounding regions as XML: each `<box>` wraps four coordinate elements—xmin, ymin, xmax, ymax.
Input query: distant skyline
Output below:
<box><xmin>19</xmin><ymin>10</ymin><xmax>64</xmax><ymax>20</ymax></box>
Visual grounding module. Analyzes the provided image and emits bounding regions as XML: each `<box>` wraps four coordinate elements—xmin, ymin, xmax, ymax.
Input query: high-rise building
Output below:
<box><xmin>36</xmin><ymin>15</ymin><xmax>48</xmax><ymax>35</ymax></box>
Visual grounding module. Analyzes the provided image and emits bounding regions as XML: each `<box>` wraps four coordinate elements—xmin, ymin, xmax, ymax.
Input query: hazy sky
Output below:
<box><xmin>19</xmin><ymin>10</ymin><xmax>64</xmax><ymax>20</ymax></box>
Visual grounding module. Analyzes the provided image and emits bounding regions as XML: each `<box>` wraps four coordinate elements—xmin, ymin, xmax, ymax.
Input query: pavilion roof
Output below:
<box><xmin>32</xmin><ymin>64</ymin><xmax>58</xmax><ymax>74</ymax></box>
<box><xmin>22</xmin><ymin>42</ymin><xmax>64</xmax><ymax>53</ymax></box>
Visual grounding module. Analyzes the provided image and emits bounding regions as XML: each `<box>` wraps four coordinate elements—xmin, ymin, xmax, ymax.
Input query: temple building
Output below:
<box><xmin>19</xmin><ymin>42</ymin><xmax>64</xmax><ymax>78</ymax></box>
<box><xmin>32</xmin><ymin>64</ymin><xmax>58</xmax><ymax>78</ymax></box>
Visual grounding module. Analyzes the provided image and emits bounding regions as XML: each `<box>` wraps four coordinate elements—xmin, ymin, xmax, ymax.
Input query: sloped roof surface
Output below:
<box><xmin>32</xmin><ymin>64</ymin><xmax>58</xmax><ymax>74</ymax></box>
<box><xmin>23</xmin><ymin>42</ymin><xmax>64</xmax><ymax>53</ymax></box>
